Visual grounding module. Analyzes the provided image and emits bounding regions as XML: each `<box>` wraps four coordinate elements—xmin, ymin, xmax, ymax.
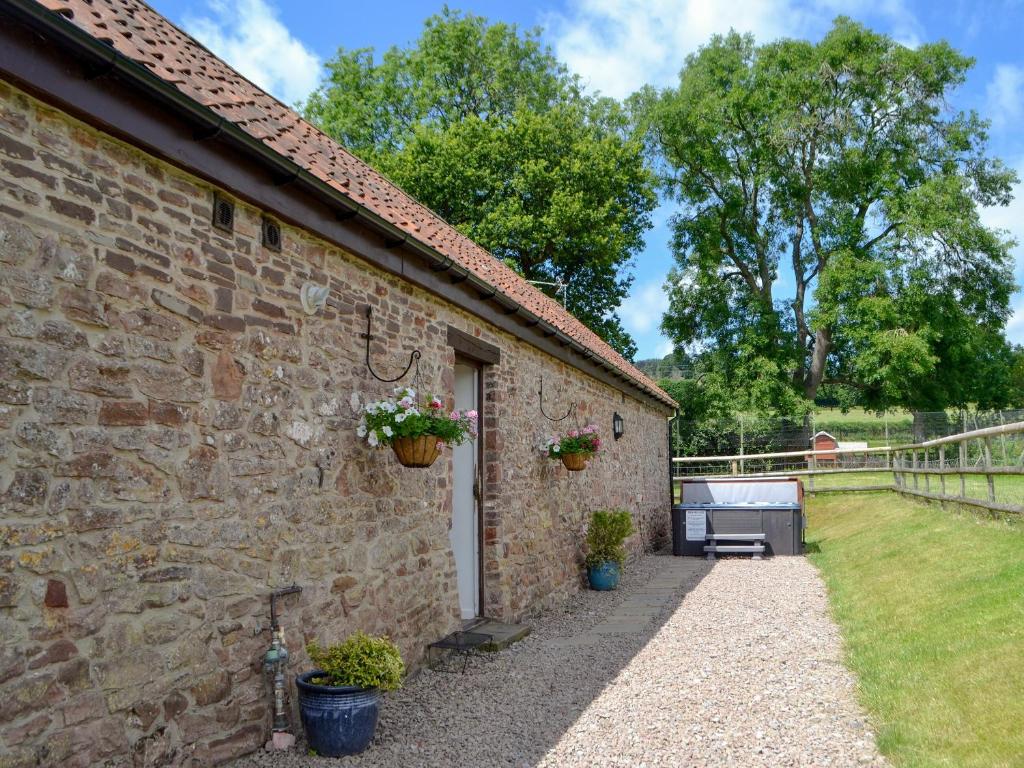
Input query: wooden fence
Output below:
<box><xmin>673</xmin><ymin>421</ymin><xmax>1024</xmax><ymax>515</ymax></box>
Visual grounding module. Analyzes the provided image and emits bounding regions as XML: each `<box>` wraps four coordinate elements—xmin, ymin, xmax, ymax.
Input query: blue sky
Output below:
<box><xmin>152</xmin><ymin>0</ymin><xmax>1024</xmax><ymax>359</ymax></box>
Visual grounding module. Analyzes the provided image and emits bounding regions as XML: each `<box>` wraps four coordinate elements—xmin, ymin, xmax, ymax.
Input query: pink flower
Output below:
<box><xmin>568</xmin><ymin>429</ymin><xmax>579</xmax><ymax>438</ymax></box>
<box><xmin>466</xmin><ymin>409</ymin><xmax>478</xmax><ymax>420</ymax></box>
<box><xmin>583</xmin><ymin>425</ymin><xmax>597</xmax><ymax>434</ymax></box>
<box><xmin>429</xmin><ymin>397</ymin><xmax>443</xmax><ymax>410</ymax></box>
<box><xmin>593</xmin><ymin>438</ymin><xmax>602</xmax><ymax>449</ymax></box>
<box><xmin>450</xmin><ymin>410</ymin><xmax>460</xmax><ymax>420</ymax></box>
<box><xmin>436</xmin><ymin>440</ymin><xmax>444</xmax><ymax>450</ymax></box>
<box><xmin>398</xmin><ymin>396</ymin><xmax>414</xmax><ymax>408</ymax></box>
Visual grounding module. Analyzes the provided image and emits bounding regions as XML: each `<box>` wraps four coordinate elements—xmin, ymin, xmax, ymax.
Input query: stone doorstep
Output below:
<box><xmin>465</xmin><ymin>619</ymin><xmax>532</xmax><ymax>651</ymax></box>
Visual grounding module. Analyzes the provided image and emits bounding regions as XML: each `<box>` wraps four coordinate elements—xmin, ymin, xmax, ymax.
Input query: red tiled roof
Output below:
<box><xmin>34</xmin><ymin>0</ymin><xmax>674</xmax><ymax>408</ymax></box>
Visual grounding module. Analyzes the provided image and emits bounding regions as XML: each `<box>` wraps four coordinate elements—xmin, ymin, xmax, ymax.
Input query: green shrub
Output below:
<box><xmin>307</xmin><ymin>632</ymin><xmax>404</xmax><ymax>691</ymax></box>
<box><xmin>584</xmin><ymin>509</ymin><xmax>634</xmax><ymax>569</ymax></box>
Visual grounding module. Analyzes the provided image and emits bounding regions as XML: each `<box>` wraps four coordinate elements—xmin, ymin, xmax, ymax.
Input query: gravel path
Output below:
<box><xmin>232</xmin><ymin>554</ymin><xmax>886</xmax><ymax>767</ymax></box>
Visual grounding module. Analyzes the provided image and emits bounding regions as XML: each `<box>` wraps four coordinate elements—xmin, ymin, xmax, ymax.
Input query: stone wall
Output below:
<box><xmin>0</xmin><ymin>81</ymin><xmax>672</xmax><ymax>766</ymax></box>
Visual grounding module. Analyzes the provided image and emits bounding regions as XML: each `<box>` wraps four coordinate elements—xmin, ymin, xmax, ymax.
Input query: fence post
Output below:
<box><xmin>912</xmin><ymin>450</ymin><xmax>919</xmax><ymax>490</ymax></box>
<box><xmin>923</xmin><ymin>448</ymin><xmax>931</xmax><ymax>493</ymax></box>
<box><xmin>939</xmin><ymin>445</ymin><xmax>946</xmax><ymax>497</ymax></box>
<box><xmin>984</xmin><ymin>437</ymin><xmax>996</xmax><ymax>502</ymax></box>
<box><xmin>739</xmin><ymin>415</ymin><xmax>745</xmax><ymax>475</ymax></box>
<box><xmin>959</xmin><ymin>439</ymin><xmax>967</xmax><ymax>499</ymax></box>
<box><xmin>809</xmin><ymin>453</ymin><xmax>816</xmax><ymax>493</ymax></box>
<box><xmin>999</xmin><ymin>411</ymin><xmax>1009</xmax><ymax>466</ymax></box>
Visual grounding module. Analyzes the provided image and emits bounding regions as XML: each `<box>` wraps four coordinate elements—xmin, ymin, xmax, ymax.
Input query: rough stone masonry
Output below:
<box><xmin>0</xmin><ymin>80</ymin><xmax>672</xmax><ymax>766</ymax></box>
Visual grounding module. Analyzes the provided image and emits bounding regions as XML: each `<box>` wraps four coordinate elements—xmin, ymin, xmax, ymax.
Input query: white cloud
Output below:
<box><xmin>544</xmin><ymin>0</ymin><xmax>921</xmax><ymax>99</ymax></box>
<box><xmin>986</xmin><ymin>64</ymin><xmax>1024</xmax><ymax>132</ymax></box>
<box><xmin>620</xmin><ymin>278</ymin><xmax>670</xmax><ymax>335</ymax></box>
<box><xmin>184</xmin><ymin>0</ymin><xmax>321</xmax><ymax>106</ymax></box>
<box><xmin>655</xmin><ymin>338</ymin><xmax>676</xmax><ymax>357</ymax></box>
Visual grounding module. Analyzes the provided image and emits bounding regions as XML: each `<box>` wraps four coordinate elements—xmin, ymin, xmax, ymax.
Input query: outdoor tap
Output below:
<box><xmin>263</xmin><ymin>585</ymin><xmax>301</xmax><ymax>750</ymax></box>
<box><xmin>265</xmin><ymin>628</ymin><xmax>290</xmax><ymax>733</ymax></box>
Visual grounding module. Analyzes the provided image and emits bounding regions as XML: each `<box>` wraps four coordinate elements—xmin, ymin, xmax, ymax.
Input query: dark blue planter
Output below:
<box><xmin>588</xmin><ymin>561</ymin><xmax>620</xmax><ymax>590</ymax></box>
<box><xmin>296</xmin><ymin>671</ymin><xmax>380</xmax><ymax>757</ymax></box>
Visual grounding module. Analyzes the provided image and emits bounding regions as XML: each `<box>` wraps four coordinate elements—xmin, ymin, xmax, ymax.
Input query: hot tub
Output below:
<box><xmin>672</xmin><ymin>479</ymin><xmax>805</xmax><ymax>557</ymax></box>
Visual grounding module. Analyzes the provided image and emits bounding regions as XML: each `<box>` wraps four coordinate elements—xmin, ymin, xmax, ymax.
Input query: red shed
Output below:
<box><xmin>811</xmin><ymin>431</ymin><xmax>839</xmax><ymax>464</ymax></box>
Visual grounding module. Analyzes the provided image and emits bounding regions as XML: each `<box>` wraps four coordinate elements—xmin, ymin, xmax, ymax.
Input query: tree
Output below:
<box><xmin>304</xmin><ymin>9</ymin><xmax>656</xmax><ymax>359</ymax></box>
<box><xmin>643</xmin><ymin>18</ymin><xmax>1018</xmax><ymax>411</ymax></box>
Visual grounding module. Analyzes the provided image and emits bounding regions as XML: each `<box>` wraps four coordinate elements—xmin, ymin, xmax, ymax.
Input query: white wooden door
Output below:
<box><xmin>450</xmin><ymin>362</ymin><xmax>479</xmax><ymax>620</ymax></box>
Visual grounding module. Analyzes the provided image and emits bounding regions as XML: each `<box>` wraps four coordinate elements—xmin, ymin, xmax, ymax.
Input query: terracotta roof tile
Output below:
<box><xmin>34</xmin><ymin>0</ymin><xmax>674</xmax><ymax>408</ymax></box>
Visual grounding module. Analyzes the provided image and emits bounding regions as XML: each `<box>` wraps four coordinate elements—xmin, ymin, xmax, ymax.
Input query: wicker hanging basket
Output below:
<box><xmin>391</xmin><ymin>435</ymin><xmax>442</xmax><ymax>468</ymax></box>
<box><xmin>560</xmin><ymin>452</ymin><xmax>589</xmax><ymax>472</ymax></box>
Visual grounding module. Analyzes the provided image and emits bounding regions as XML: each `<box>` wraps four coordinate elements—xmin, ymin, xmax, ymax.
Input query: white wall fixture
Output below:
<box><xmin>300</xmin><ymin>282</ymin><xmax>330</xmax><ymax>315</ymax></box>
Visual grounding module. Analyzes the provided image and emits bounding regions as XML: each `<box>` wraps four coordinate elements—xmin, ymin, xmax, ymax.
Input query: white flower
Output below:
<box><xmin>552</xmin><ymin>444</ymin><xmax>560</xmax><ymax>453</ymax></box>
<box><xmin>357</xmin><ymin>424</ymin><xmax>367</xmax><ymax>438</ymax></box>
<box><xmin>405</xmin><ymin>406</ymin><xmax>419</xmax><ymax>416</ymax></box>
<box><xmin>395</xmin><ymin>412</ymin><xmax>407</xmax><ymax>423</ymax></box>
<box><xmin>382</xmin><ymin>402</ymin><xmax>397</xmax><ymax>413</ymax></box>
<box><xmin>383</xmin><ymin>426</ymin><xmax>393</xmax><ymax>437</ymax></box>
<box><xmin>368</xmin><ymin>431</ymin><xmax>380</xmax><ymax>447</ymax></box>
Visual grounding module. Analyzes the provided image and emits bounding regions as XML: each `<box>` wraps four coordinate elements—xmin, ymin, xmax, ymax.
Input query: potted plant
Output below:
<box><xmin>584</xmin><ymin>509</ymin><xmax>634</xmax><ymax>590</ymax></box>
<box><xmin>543</xmin><ymin>425</ymin><xmax>602</xmax><ymax>471</ymax></box>
<box><xmin>296</xmin><ymin>632</ymin><xmax>405</xmax><ymax>757</ymax></box>
<box><xmin>358</xmin><ymin>387</ymin><xmax>477</xmax><ymax>468</ymax></box>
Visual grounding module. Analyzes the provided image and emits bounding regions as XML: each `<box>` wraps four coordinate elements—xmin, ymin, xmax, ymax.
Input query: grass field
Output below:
<box><xmin>807</xmin><ymin>493</ymin><xmax>1024</xmax><ymax>768</ymax></box>
<box><xmin>812</xmin><ymin>406</ymin><xmax>913</xmax><ymax>425</ymax></box>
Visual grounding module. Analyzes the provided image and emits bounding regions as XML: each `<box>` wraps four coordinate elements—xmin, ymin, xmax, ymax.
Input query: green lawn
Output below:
<box><xmin>807</xmin><ymin>493</ymin><xmax>1024</xmax><ymax>768</ymax></box>
<box><xmin>813</xmin><ymin>406</ymin><xmax>913</xmax><ymax>424</ymax></box>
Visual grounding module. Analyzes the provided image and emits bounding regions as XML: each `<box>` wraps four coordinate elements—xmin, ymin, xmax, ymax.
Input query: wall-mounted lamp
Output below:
<box><xmin>612</xmin><ymin>411</ymin><xmax>624</xmax><ymax>440</ymax></box>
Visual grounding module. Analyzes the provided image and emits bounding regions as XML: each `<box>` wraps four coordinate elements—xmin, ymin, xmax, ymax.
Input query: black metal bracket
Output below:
<box><xmin>269</xmin><ymin>584</ymin><xmax>302</xmax><ymax>631</ymax></box>
<box><xmin>538</xmin><ymin>377</ymin><xmax>575</xmax><ymax>422</ymax></box>
<box><xmin>362</xmin><ymin>306</ymin><xmax>421</xmax><ymax>383</ymax></box>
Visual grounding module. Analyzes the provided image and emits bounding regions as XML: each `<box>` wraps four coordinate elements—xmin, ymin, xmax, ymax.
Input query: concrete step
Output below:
<box><xmin>466</xmin><ymin>619</ymin><xmax>531</xmax><ymax>651</ymax></box>
<box><xmin>703</xmin><ymin>544</ymin><xmax>766</xmax><ymax>553</ymax></box>
<box><xmin>706</xmin><ymin>533</ymin><xmax>766</xmax><ymax>541</ymax></box>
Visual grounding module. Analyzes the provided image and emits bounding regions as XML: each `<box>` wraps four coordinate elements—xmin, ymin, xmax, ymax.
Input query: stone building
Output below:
<box><xmin>0</xmin><ymin>0</ymin><xmax>676</xmax><ymax>764</ymax></box>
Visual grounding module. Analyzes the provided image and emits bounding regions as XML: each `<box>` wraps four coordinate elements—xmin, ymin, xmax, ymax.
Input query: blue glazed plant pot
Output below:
<box><xmin>295</xmin><ymin>671</ymin><xmax>381</xmax><ymax>757</ymax></box>
<box><xmin>588</xmin><ymin>561</ymin><xmax>620</xmax><ymax>591</ymax></box>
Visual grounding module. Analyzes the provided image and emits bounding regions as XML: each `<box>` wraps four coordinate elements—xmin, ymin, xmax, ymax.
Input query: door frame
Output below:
<box><xmin>447</xmin><ymin>326</ymin><xmax>499</xmax><ymax>620</ymax></box>
<box><xmin>454</xmin><ymin>354</ymin><xmax>485</xmax><ymax>619</ymax></box>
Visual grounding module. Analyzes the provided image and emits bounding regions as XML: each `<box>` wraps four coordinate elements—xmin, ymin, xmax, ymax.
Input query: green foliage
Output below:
<box><xmin>584</xmin><ymin>509</ymin><xmax>634</xmax><ymax>569</ymax></box>
<box><xmin>642</xmin><ymin>17</ymin><xmax>1018</xmax><ymax>413</ymax></box>
<box><xmin>544</xmin><ymin>425</ymin><xmax>602</xmax><ymax>458</ymax></box>
<box><xmin>305</xmin><ymin>8</ymin><xmax>657</xmax><ymax>359</ymax></box>
<box><xmin>307</xmin><ymin>632</ymin><xmax>405</xmax><ymax>691</ymax></box>
<box><xmin>359</xmin><ymin>388</ymin><xmax>477</xmax><ymax>448</ymax></box>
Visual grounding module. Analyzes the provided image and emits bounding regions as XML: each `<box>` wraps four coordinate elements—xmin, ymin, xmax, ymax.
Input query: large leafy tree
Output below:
<box><xmin>304</xmin><ymin>9</ymin><xmax>656</xmax><ymax>359</ymax></box>
<box><xmin>643</xmin><ymin>18</ymin><xmax>1018</xmax><ymax>411</ymax></box>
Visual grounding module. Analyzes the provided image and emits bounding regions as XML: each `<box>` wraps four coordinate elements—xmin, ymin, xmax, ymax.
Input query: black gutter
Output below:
<box><xmin>1</xmin><ymin>0</ymin><xmax>675</xmax><ymax>410</ymax></box>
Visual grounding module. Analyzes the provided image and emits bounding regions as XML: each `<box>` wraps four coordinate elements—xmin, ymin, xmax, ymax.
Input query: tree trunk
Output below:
<box><xmin>804</xmin><ymin>327</ymin><xmax>832</xmax><ymax>400</ymax></box>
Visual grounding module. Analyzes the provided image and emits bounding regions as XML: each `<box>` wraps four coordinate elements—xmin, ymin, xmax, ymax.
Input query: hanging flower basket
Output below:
<box><xmin>357</xmin><ymin>387</ymin><xmax>477</xmax><ymax>469</ymax></box>
<box><xmin>560</xmin><ymin>452</ymin><xmax>589</xmax><ymax>472</ymax></box>
<box><xmin>391</xmin><ymin>435</ymin><xmax>443</xmax><ymax>468</ymax></box>
<box><xmin>543</xmin><ymin>425</ymin><xmax>601</xmax><ymax>472</ymax></box>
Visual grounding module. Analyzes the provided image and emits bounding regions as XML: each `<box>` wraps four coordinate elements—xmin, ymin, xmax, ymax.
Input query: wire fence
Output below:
<box><xmin>671</xmin><ymin>420</ymin><xmax>1024</xmax><ymax>513</ymax></box>
<box><xmin>670</xmin><ymin>409</ymin><xmax>1024</xmax><ymax>458</ymax></box>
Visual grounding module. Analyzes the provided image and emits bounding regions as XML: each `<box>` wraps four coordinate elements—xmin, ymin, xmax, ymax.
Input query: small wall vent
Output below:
<box><xmin>262</xmin><ymin>217</ymin><xmax>282</xmax><ymax>252</ymax></box>
<box><xmin>212</xmin><ymin>193</ymin><xmax>234</xmax><ymax>233</ymax></box>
